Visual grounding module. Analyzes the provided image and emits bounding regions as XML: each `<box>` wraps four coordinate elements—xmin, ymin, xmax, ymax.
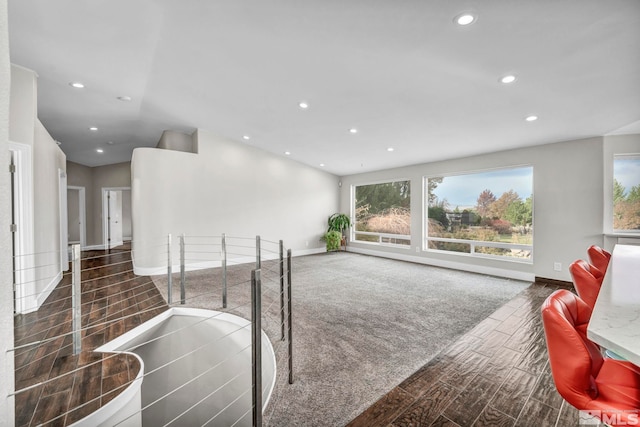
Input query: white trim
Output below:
<box><xmin>59</xmin><ymin>169</ymin><xmax>68</xmax><ymax>271</ymax></box>
<box><xmin>347</xmin><ymin>246</ymin><xmax>535</xmax><ymax>282</ymax></box>
<box><xmin>84</xmin><ymin>244</ymin><xmax>107</xmax><ymax>251</ymax></box>
<box><xmin>67</xmin><ymin>186</ymin><xmax>87</xmax><ymax>248</ymax></box>
<box><xmin>23</xmin><ymin>271</ymin><xmax>64</xmax><ymax>314</ymax></box>
<box><xmin>8</xmin><ymin>141</ymin><xmax>35</xmax><ymax>314</ymax></box>
<box><xmin>290</xmin><ymin>247</ymin><xmax>325</xmax><ymax>257</ymax></box>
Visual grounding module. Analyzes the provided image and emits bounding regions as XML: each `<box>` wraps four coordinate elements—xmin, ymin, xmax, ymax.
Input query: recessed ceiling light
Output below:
<box><xmin>455</xmin><ymin>13</ymin><xmax>476</xmax><ymax>26</ymax></box>
<box><xmin>387</xmin><ymin>147</ymin><xmax>395</xmax><ymax>152</ymax></box>
<box><xmin>525</xmin><ymin>115</ymin><xmax>538</xmax><ymax>122</ymax></box>
<box><xmin>89</xmin><ymin>126</ymin><xmax>98</xmax><ymax>131</ymax></box>
<box><xmin>69</xmin><ymin>82</ymin><xmax>85</xmax><ymax>88</ymax></box>
<box><xmin>242</xmin><ymin>135</ymin><xmax>250</xmax><ymax>140</ymax></box>
<box><xmin>349</xmin><ymin>128</ymin><xmax>358</xmax><ymax>134</ymax></box>
<box><xmin>96</xmin><ymin>148</ymin><xmax>104</xmax><ymax>153</ymax></box>
<box><xmin>320</xmin><ymin>163</ymin><xmax>325</xmax><ymax>167</ymax></box>
<box><xmin>500</xmin><ymin>75</ymin><xmax>517</xmax><ymax>84</ymax></box>
<box><xmin>298</xmin><ymin>101</ymin><xmax>309</xmax><ymax>109</ymax></box>
<box><xmin>284</xmin><ymin>151</ymin><xmax>291</xmax><ymax>155</ymax></box>
<box><xmin>117</xmin><ymin>96</ymin><xmax>132</xmax><ymax>102</ymax></box>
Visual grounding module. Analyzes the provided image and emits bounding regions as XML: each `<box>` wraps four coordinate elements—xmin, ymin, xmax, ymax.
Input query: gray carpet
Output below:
<box><xmin>153</xmin><ymin>252</ymin><xmax>530</xmax><ymax>426</ymax></box>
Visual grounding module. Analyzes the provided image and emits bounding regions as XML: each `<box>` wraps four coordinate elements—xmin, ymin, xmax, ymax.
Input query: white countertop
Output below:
<box><xmin>587</xmin><ymin>244</ymin><xmax>640</xmax><ymax>366</ymax></box>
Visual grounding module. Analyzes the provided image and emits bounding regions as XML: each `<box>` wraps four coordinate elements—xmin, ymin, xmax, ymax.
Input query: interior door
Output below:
<box><xmin>107</xmin><ymin>190</ymin><xmax>123</xmax><ymax>248</ymax></box>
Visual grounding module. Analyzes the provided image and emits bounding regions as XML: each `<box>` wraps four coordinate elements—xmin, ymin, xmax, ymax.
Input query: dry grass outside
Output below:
<box><xmin>360</xmin><ymin>207</ymin><xmax>410</xmax><ymax>235</ymax></box>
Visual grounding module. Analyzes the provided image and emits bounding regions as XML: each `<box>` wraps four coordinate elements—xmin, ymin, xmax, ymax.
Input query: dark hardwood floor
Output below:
<box><xmin>14</xmin><ymin>247</ymin><xmax>586</xmax><ymax>426</ymax></box>
<box><xmin>13</xmin><ymin>244</ymin><xmax>167</xmax><ymax>427</ymax></box>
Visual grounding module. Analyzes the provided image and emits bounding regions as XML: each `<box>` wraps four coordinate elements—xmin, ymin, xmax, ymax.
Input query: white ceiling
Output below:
<box><xmin>8</xmin><ymin>0</ymin><xmax>640</xmax><ymax>175</ymax></box>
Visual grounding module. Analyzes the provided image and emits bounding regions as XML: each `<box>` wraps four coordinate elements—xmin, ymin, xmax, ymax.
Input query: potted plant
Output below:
<box><xmin>324</xmin><ymin>213</ymin><xmax>351</xmax><ymax>252</ymax></box>
<box><xmin>323</xmin><ymin>230</ymin><xmax>342</xmax><ymax>252</ymax></box>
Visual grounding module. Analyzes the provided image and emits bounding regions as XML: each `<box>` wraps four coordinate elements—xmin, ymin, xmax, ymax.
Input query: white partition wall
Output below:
<box><xmin>131</xmin><ymin>129</ymin><xmax>339</xmax><ymax>273</ymax></box>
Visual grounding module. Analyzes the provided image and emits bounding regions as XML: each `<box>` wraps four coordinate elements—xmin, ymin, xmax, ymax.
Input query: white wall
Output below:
<box><xmin>8</xmin><ymin>64</ymin><xmax>36</xmax><ymax>145</ymax></box>
<box><xmin>9</xmin><ymin>65</ymin><xmax>67</xmax><ymax>310</ymax></box>
<box><xmin>33</xmin><ymin>119</ymin><xmax>66</xmax><ymax>306</ymax></box>
<box><xmin>0</xmin><ymin>0</ymin><xmax>15</xmax><ymax>423</ymax></box>
<box><xmin>340</xmin><ymin>137</ymin><xmax>606</xmax><ymax>282</ymax></box>
<box><xmin>131</xmin><ymin>128</ymin><xmax>339</xmax><ymax>272</ymax></box>
<box><xmin>156</xmin><ymin>130</ymin><xmax>196</xmax><ymax>153</ymax></box>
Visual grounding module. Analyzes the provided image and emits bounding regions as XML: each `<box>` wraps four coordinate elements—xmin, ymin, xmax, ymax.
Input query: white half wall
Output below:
<box><xmin>131</xmin><ymin>129</ymin><xmax>339</xmax><ymax>272</ymax></box>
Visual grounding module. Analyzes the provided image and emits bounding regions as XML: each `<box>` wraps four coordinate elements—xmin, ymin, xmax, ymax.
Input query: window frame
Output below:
<box><xmin>351</xmin><ymin>178</ymin><xmax>412</xmax><ymax>248</ymax></box>
<box><xmin>423</xmin><ymin>165</ymin><xmax>534</xmax><ymax>263</ymax></box>
<box><xmin>612</xmin><ymin>154</ymin><xmax>640</xmax><ymax>234</ymax></box>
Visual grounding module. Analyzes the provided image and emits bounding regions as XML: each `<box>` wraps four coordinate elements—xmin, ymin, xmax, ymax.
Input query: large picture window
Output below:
<box><xmin>353</xmin><ymin>180</ymin><xmax>411</xmax><ymax>246</ymax></box>
<box><xmin>613</xmin><ymin>155</ymin><xmax>640</xmax><ymax>232</ymax></box>
<box><xmin>426</xmin><ymin>166</ymin><xmax>533</xmax><ymax>261</ymax></box>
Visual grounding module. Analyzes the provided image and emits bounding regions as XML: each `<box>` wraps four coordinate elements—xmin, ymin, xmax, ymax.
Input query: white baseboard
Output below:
<box><xmin>34</xmin><ymin>271</ymin><xmax>63</xmax><ymax>311</ymax></box>
<box><xmin>290</xmin><ymin>247</ymin><xmax>326</xmax><ymax>257</ymax></box>
<box><xmin>133</xmin><ymin>247</ymin><xmax>326</xmax><ymax>276</ymax></box>
<box><xmin>347</xmin><ymin>246</ymin><xmax>535</xmax><ymax>282</ymax></box>
<box><xmin>83</xmin><ymin>244</ymin><xmax>107</xmax><ymax>251</ymax></box>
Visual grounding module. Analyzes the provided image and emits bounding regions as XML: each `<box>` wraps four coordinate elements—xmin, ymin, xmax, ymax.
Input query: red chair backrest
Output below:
<box><xmin>588</xmin><ymin>245</ymin><xmax>612</xmax><ymax>275</ymax></box>
<box><xmin>541</xmin><ymin>289</ymin><xmax>604</xmax><ymax>409</ymax></box>
<box><xmin>570</xmin><ymin>260</ymin><xmax>604</xmax><ymax>309</ymax></box>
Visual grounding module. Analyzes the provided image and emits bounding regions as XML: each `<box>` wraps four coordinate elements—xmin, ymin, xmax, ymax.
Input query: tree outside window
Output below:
<box><xmin>354</xmin><ymin>181</ymin><xmax>411</xmax><ymax>246</ymax></box>
<box><xmin>426</xmin><ymin>167</ymin><xmax>533</xmax><ymax>259</ymax></box>
<box><xmin>613</xmin><ymin>156</ymin><xmax>640</xmax><ymax>231</ymax></box>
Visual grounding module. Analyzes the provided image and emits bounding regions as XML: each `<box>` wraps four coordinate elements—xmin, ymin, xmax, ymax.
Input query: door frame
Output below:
<box><xmin>8</xmin><ymin>141</ymin><xmax>35</xmax><ymax>313</ymax></box>
<box><xmin>102</xmin><ymin>187</ymin><xmax>130</xmax><ymax>249</ymax></box>
<box><xmin>59</xmin><ymin>169</ymin><xmax>68</xmax><ymax>271</ymax></box>
<box><xmin>67</xmin><ymin>186</ymin><xmax>87</xmax><ymax>248</ymax></box>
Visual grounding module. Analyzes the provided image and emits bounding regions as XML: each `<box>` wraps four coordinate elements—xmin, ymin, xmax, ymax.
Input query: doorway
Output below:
<box><xmin>102</xmin><ymin>187</ymin><xmax>131</xmax><ymax>249</ymax></box>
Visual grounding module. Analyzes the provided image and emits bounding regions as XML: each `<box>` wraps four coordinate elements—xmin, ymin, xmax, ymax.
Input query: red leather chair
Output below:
<box><xmin>588</xmin><ymin>245</ymin><xmax>612</xmax><ymax>276</ymax></box>
<box><xmin>541</xmin><ymin>290</ymin><xmax>640</xmax><ymax>425</ymax></box>
<box><xmin>570</xmin><ymin>259</ymin><xmax>604</xmax><ymax>310</ymax></box>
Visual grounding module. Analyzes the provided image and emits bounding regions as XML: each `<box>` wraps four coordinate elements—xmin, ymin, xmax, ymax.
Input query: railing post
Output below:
<box><xmin>71</xmin><ymin>244</ymin><xmax>82</xmax><ymax>355</ymax></box>
<box><xmin>180</xmin><ymin>234</ymin><xmax>186</xmax><ymax>305</ymax></box>
<box><xmin>167</xmin><ymin>234</ymin><xmax>173</xmax><ymax>305</ymax></box>
<box><xmin>287</xmin><ymin>249</ymin><xmax>293</xmax><ymax>384</ymax></box>
<box><xmin>251</xmin><ymin>269</ymin><xmax>263</xmax><ymax>427</ymax></box>
<box><xmin>256</xmin><ymin>235</ymin><xmax>261</xmax><ymax>270</ymax></box>
<box><xmin>221</xmin><ymin>233</ymin><xmax>227</xmax><ymax>308</ymax></box>
<box><xmin>279</xmin><ymin>240</ymin><xmax>285</xmax><ymax>341</ymax></box>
